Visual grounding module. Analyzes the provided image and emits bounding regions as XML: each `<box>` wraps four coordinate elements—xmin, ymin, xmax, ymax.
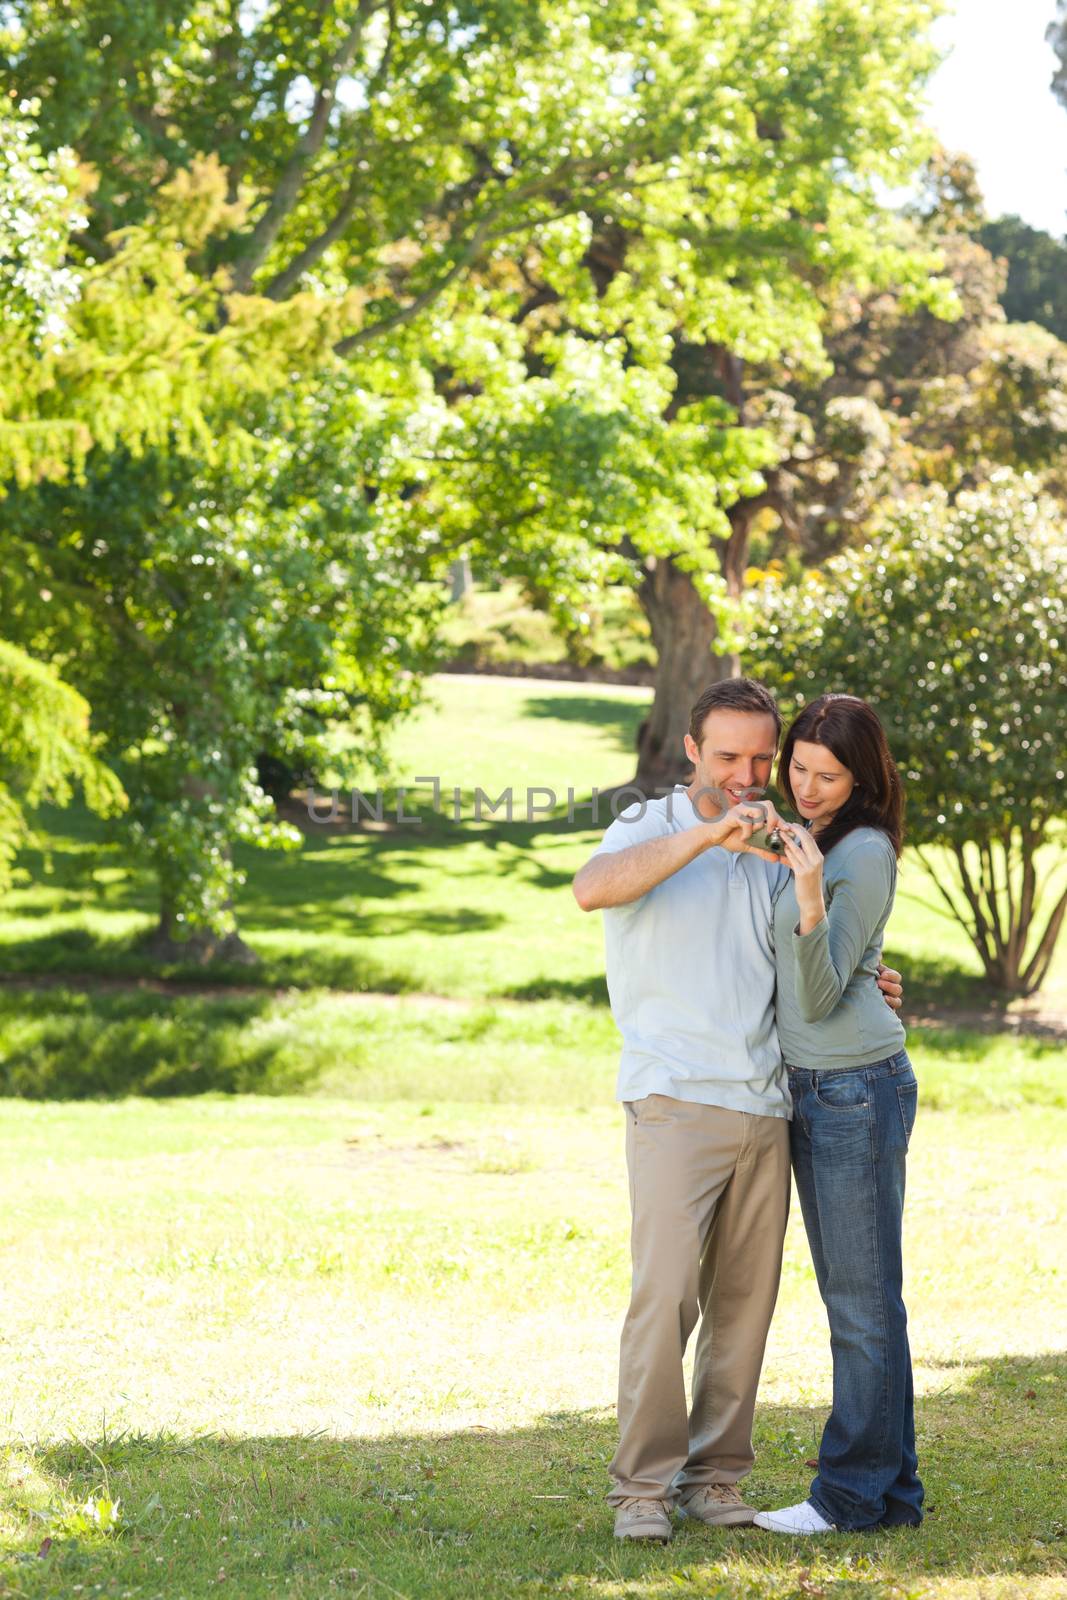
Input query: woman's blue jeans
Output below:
<box><xmin>787</xmin><ymin>1050</ymin><xmax>924</xmax><ymax>1531</ymax></box>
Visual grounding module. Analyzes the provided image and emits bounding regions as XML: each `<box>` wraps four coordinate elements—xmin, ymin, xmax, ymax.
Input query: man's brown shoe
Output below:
<box><xmin>676</xmin><ymin>1483</ymin><xmax>755</xmax><ymax>1527</ymax></box>
<box><xmin>613</xmin><ymin>1497</ymin><xmax>673</xmax><ymax>1542</ymax></box>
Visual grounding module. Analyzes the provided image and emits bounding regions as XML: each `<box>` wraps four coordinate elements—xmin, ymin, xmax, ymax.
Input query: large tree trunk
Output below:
<box><xmin>624</xmin><ymin>343</ymin><xmax>774</xmax><ymax>793</ymax></box>
<box><xmin>631</xmin><ymin>502</ymin><xmax>753</xmax><ymax>794</ymax></box>
<box><xmin>633</xmin><ymin>558</ymin><xmax>737</xmax><ymax>794</ymax></box>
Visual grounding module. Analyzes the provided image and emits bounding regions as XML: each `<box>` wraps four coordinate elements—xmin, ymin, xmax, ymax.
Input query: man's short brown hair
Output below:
<box><xmin>688</xmin><ymin>678</ymin><xmax>782</xmax><ymax>747</ymax></box>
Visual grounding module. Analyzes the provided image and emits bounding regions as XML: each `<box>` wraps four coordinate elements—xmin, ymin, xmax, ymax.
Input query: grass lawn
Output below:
<box><xmin>0</xmin><ymin>1091</ymin><xmax>1064</xmax><ymax>1599</ymax></box>
<box><xmin>1</xmin><ymin>676</ymin><xmax>1064</xmax><ymax>1105</ymax></box>
<box><xmin>2</xmin><ymin>677</ymin><xmax>1065</xmax><ymax>1012</ymax></box>
<box><xmin>1</xmin><ymin>674</ymin><xmax>1065</xmax><ymax>1597</ymax></box>
<box><xmin>0</xmin><ymin>986</ymin><xmax>1065</xmax><ymax>1108</ymax></box>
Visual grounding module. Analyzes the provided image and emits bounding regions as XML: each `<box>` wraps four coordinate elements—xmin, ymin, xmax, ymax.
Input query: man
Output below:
<box><xmin>572</xmin><ymin>678</ymin><xmax>901</xmax><ymax>1543</ymax></box>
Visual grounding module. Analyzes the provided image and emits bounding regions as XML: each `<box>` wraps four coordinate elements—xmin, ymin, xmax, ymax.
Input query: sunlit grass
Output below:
<box><xmin>3</xmin><ymin>677</ymin><xmax>1064</xmax><ymax>1010</ymax></box>
<box><xmin>0</xmin><ymin>1094</ymin><xmax>1063</xmax><ymax>1597</ymax></box>
<box><xmin>2</xmin><ymin>672</ymin><xmax>1065</xmax><ymax>1596</ymax></box>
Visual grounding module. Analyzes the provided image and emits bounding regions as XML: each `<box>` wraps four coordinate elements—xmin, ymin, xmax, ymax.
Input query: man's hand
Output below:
<box><xmin>572</xmin><ymin>798</ymin><xmax>786</xmax><ymax>912</ymax></box>
<box><xmin>708</xmin><ymin>801</ymin><xmax>786</xmax><ymax>864</ymax></box>
<box><xmin>877</xmin><ymin>963</ymin><xmax>903</xmax><ymax>1012</ymax></box>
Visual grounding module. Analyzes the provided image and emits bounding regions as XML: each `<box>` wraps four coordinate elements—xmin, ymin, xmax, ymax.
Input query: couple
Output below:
<box><xmin>572</xmin><ymin>678</ymin><xmax>921</xmax><ymax>1540</ymax></box>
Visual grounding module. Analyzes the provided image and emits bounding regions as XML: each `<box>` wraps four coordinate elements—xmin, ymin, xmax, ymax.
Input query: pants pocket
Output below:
<box><xmin>633</xmin><ymin>1093</ymin><xmax>676</xmax><ymax>1126</ymax></box>
<box><xmin>813</xmin><ymin>1071</ymin><xmax>869</xmax><ymax>1111</ymax></box>
<box><xmin>896</xmin><ymin>1081</ymin><xmax>918</xmax><ymax>1147</ymax></box>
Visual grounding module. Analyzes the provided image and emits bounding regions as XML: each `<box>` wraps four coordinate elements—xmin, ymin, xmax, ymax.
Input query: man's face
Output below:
<box><xmin>683</xmin><ymin>709</ymin><xmax>779</xmax><ymax>814</ymax></box>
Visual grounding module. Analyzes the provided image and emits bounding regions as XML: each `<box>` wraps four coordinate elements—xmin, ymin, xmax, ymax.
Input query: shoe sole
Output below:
<box><xmin>614</xmin><ymin>1531</ymin><xmax>672</xmax><ymax>1543</ymax></box>
<box><xmin>752</xmin><ymin>1519</ymin><xmax>836</xmax><ymax>1534</ymax></box>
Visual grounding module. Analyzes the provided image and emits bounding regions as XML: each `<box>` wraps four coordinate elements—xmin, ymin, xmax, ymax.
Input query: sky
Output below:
<box><xmin>926</xmin><ymin>0</ymin><xmax>1067</xmax><ymax>237</ymax></box>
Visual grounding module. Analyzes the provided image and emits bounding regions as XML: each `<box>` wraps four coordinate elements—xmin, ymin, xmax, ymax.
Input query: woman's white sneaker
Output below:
<box><xmin>752</xmin><ymin>1500</ymin><xmax>835</xmax><ymax>1534</ymax></box>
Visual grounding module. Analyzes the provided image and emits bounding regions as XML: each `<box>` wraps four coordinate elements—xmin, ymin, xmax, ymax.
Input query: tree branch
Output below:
<box><xmin>365</xmin><ymin>0</ymin><xmax>398</xmax><ymax>96</ymax></box>
<box><xmin>332</xmin><ymin>147</ymin><xmax>670</xmax><ymax>353</ymax></box>
<box><xmin>1003</xmin><ymin>825</ymin><xmax>1019</xmax><ymax>973</ymax></box>
<box><xmin>951</xmin><ymin>841</ymin><xmax>996</xmax><ymax>977</ymax></box>
<box><xmin>264</xmin><ymin>167</ymin><xmax>365</xmax><ymax>299</ymax></box>
<box><xmin>1018</xmin><ymin>825</ymin><xmax>1039</xmax><ymax>931</ymax></box>
<box><xmin>335</xmin><ymin>217</ymin><xmax>497</xmax><ymax>354</ymax></box>
<box><xmin>979</xmin><ymin>839</ymin><xmax>1007</xmax><ymax>961</ymax></box>
<box><xmin>1019</xmin><ymin>881</ymin><xmax>1067</xmax><ymax>995</ymax></box>
<box><xmin>231</xmin><ymin>0</ymin><xmax>383</xmax><ymax>291</ymax></box>
<box><xmin>513</xmin><ymin>276</ymin><xmax>561</xmax><ymax>323</ymax></box>
<box><xmin>913</xmin><ymin>846</ymin><xmax>978</xmax><ymax>942</ymax></box>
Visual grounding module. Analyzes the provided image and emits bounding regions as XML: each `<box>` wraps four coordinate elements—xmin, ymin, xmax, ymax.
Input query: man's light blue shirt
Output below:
<box><xmin>594</xmin><ymin>786</ymin><xmax>791</xmax><ymax>1120</ymax></box>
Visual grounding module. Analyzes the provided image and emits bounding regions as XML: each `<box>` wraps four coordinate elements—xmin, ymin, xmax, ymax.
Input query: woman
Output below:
<box><xmin>752</xmin><ymin>693</ymin><xmax>923</xmax><ymax>1536</ymax></box>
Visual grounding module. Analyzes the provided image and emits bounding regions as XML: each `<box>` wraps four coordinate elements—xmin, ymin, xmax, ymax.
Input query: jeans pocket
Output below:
<box><xmin>813</xmin><ymin>1071</ymin><xmax>870</xmax><ymax>1111</ymax></box>
<box><xmin>896</xmin><ymin>1081</ymin><xmax>918</xmax><ymax>1147</ymax></box>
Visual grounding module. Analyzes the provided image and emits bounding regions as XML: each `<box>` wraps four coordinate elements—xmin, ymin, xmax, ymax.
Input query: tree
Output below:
<box><xmin>1</xmin><ymin>0</ymin><xmax>955</xmax><ymax>932</ymax></box>
<box><xmin>977</xmin><ymin>215</ymin><xmax>1067</xmax><ymax>344</ymax></box>
<box><xmin>615</xmin><ymin>154</ymin><xmax>1067</xmax><ymax>791</ymax></box>
<box><xmin>624</xmin><ymin>173</ymin><xmax>999</xmax><ymax>782</ymax></box>
<box><xmin>0</xmin><ymin>642</ymin><xmax>126</xmax><ymax>897</ymax></box>
<box><xmin>0</xmin><ymin>104</ymin><xmax>277</xmax><ymax>903</ymax></box>
<box><xmin>910</xmin><ymin>320</ymin><xmax>1067</xmax><ymax>503</ymax></box>
<box><xmin>3</xmin><ymin>399</ymin><xmax>435</xmax><ymax>959</ymax></box>
<box><xmin>744</xmin><ymin>474</ymin><xmax>1067</xmax><ymax>996</ymax></box>
<box><xmin>0</xmin><ymin>121</ymin><xmax>391</xmax><ymax>957</ymax></box>
<box><xmin>1049</xmin><ymin>0</ymin><xmax>1067</xmax><ymax>122</ymax></box>
<box><xmin>440</xmin><ymin>2</ymin><xmax>955</xmax><ymax>790</ymax></box>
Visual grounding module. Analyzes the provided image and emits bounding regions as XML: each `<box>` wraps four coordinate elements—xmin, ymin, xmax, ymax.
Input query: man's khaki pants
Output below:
<box><xmin>607</xmin><ymin>1093</ymin><xmax>790</xmax><ymax>1505</ymax></box>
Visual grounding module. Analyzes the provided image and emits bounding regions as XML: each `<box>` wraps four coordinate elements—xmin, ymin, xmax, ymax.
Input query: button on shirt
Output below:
<box><xmin>594</xmin><ymin>787</ymin><xmax>791</xmax><ymax>1119</ymax></box>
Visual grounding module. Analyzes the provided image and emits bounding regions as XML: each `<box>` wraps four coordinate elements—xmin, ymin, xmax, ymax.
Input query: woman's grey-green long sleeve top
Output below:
<box><xmin>771</xmin><ymin>825</ymin><xmax>906</xmax><ymax>1071</ymax></box>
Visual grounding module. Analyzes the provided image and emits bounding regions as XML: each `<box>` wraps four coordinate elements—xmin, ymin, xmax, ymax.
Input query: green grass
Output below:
<box><xmin>1</xmin><ymin>673</ymin><xmax>1066</xmax><ymax>1596</ymax></box>
<box><xmin>4</xmin><ymin>675</ymin><xmax>1065</xmax><ymax>1010</ymax></box>
<box><xmin>0</xmin><ymin>987</ymin><xmax>1065</xmax><ymax>1108</ymax></box>
<box><xmin>0</xmin><ymin>1094</ymin><xmax>1063</xmax><ymax>1598</ymax></box>
<box><xmin>1</xmin><ymin>678</ymin><xmax>649</xmax><ymax>997</ymax></box>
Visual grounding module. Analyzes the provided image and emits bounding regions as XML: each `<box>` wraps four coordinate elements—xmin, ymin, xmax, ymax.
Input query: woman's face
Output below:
<box><xmin>788</xmin><ymin>739</ymin><xmax>855</xmax><ymax>831</ymax></box>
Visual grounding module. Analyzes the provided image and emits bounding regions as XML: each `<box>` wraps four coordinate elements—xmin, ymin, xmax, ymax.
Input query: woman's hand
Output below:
<box><xmin>779</xmin><ymin>823</ymin><xmax>826</xmax><ymax>934</ymax></box>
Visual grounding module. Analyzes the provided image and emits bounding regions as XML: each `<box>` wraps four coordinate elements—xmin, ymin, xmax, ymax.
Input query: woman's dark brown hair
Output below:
<box><xmin>778</xmin><ymin>694</ymin><xmax>904</xmax><ymax>858</ymax></box>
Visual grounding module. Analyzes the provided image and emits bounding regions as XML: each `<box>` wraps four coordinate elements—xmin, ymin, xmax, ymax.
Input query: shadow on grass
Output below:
<box><xmin>0</xmin><ymin>932</ymin><xmax>421</xmax><ymax>996</ymax></box>
<box><xmin>500</xmin><ymin>975</ymin><xmax>609</xmax><ymax>1004</ymax></box>
<box><xmin>4</xmin><ymin>807</ymin><xmax>591</xmax><ymax>990</ymax></box>
<box><xmin>0</xmin><ymin>988</ymin><xmax>312</xmax><ymax>1099</ymax></box>
<box><xmin>15</xmin><ymin>806</ymin><xmax>1042</xmax><ymax>1029</ymax></box>
<box><xmin>521</xmin><ymin>692</ymin><xmax>646</xmax><ymax>751</ymax></box>
<box><xmin>907</xmin><ymin>1025</ymin><xmax>1067</xmax><ymax>1058</ymax></box>
<box><xmin>5</xmin><ymin>1354</ymin><xmax>1064</xmax><ymax>1599</ymax></box>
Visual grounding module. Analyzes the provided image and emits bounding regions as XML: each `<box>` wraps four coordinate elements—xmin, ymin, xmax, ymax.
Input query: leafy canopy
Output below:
<box><xmin>0</xmin><ymin>0</ymin><xmax>959</xmax><ymax>940</ymax></box>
